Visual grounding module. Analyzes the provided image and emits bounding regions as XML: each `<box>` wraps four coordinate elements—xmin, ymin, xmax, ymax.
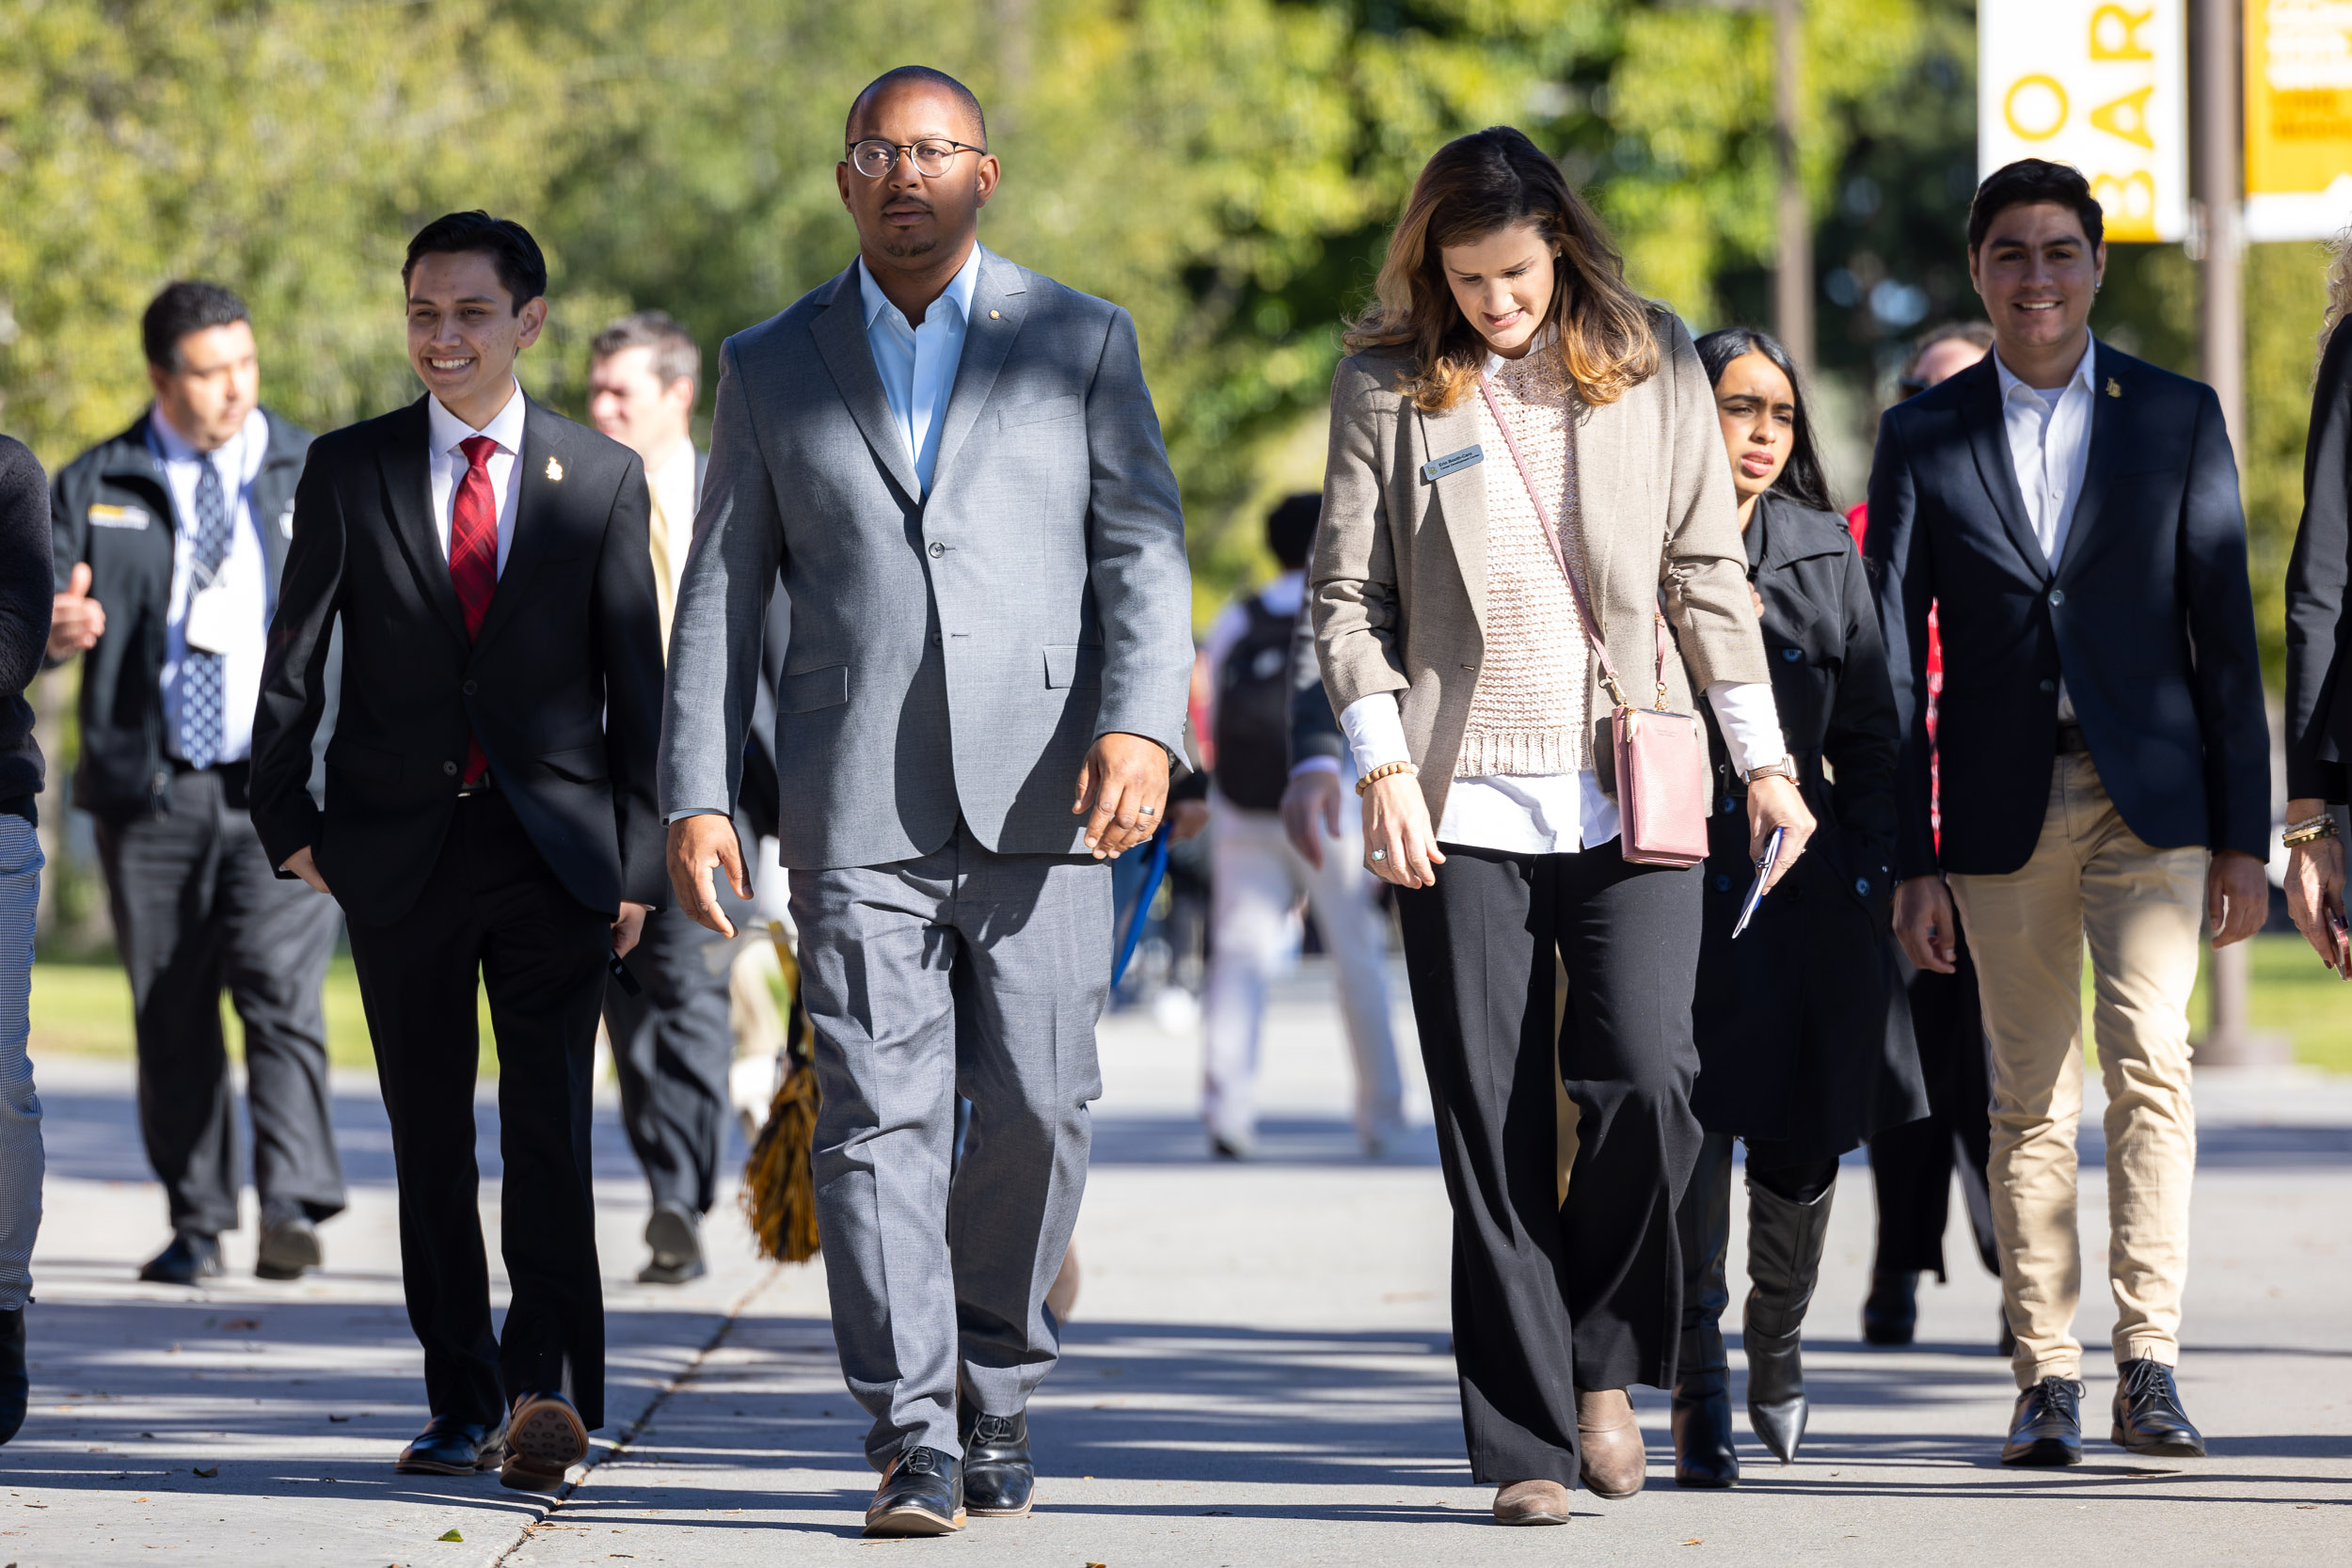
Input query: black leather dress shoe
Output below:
<box><xmin>865</xmin><ymin>1446</ymin><xmax>964</xmax><ymax>1536</ymax></box>
<box><xmin>1860</xmin><ymin>1270</ymin><xmax>1917</xmax><ymax>1346</ymax></box>
<box><xmin>961</xmin><ymin>1407</ymin><xmax>1035</xmax><ymax>1517</ymax></box>
<box><xmin>256</xmin><ymin>1217</ymin><xmax>322</xmax><ymax>1281</ymax></box>
<box><xmin>638</xmin><ymin>1202</ymin><xmax>706</xmax><ymax>1286</ymax></box>
<box><xmin>0</xmin><ymin>1306</ymin><xmax>26</xmax><ymax>1445</ymax></box>
<box><xmin>2002</xmin><ymin>1376</ymin><xmax>2085</xmax><ymax>1466</ymax></box>
<box><xmin>138</xmin><ymin>1232</ymin><xmax>223</xmax><ymax>1287</ymax></box>
<box><xmin>395</xmin><ymin>1415</ymin><xmax>508</xmax><ymax>1475</ymax></box>
<box><xmin>2111</xmin><ymin>1358</ymin><xmax>2205</xmax><ymax>1457</ymax></box>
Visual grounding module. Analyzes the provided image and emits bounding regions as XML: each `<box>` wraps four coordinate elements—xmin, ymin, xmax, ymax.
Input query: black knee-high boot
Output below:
<box><xmin>1672</xmin><ymin>1133</ymin><xmax>1738</xmax><ymax>1487</ymax></box>
<box><xmin>1743</xmin><ymin>1164</ymin><xmax>1837</xmax><ymax>1464</ymax></box>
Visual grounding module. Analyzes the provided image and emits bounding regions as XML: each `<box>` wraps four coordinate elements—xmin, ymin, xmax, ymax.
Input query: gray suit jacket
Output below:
<box><xmin>659</xmin><ymin>246</ymin><xmax>1193</xmax><ymax>870</ymax></box>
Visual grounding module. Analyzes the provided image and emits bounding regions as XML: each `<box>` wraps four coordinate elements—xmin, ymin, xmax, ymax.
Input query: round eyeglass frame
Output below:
<box><xmin>846</xmin><ymin>138</ymin><xmax>987</xmax><ymax>179</ymax></box>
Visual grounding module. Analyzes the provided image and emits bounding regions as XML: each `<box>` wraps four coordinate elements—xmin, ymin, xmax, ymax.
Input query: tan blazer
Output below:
<box><xmin>1310</xmin><ymin>309</ymin><xmax>1771</xmax><ymax>826</ymax></box>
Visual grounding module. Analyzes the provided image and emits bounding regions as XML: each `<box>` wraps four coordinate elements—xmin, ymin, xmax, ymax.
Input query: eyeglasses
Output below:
<box><xmin>846</xmin><ymin>138</ymin><xmax>986</xmax><ymax>179</ymax></box>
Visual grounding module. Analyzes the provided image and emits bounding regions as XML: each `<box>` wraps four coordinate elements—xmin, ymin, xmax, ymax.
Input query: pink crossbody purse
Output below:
<box><xmin>1477</xmin><ymin>373</ymin><xmax>1710</xmax><ymax>868</ymax></box>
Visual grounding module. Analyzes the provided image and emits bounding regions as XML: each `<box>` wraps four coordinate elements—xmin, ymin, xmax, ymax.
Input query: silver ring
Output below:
<box><xmin>1369</xmin><ymin>848</ymin><xmax>1387</xmax><ymax>862</ymax></box>
<box><xmin>1139</xmin><ymin>804</ymin><xmax>1156</xmax><ymax>815</ymax></box>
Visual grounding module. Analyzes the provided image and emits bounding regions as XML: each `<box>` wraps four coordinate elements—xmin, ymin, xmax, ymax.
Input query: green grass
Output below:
<box><xmin>2184</xmin><ymin>932</ymin><xmax>2352</xmax><ymax>1073</ymax></box>
<box><xmin>31</xmin><ymin>956</ymin><xmax>494</xmax><ymax>1074</ymax></box>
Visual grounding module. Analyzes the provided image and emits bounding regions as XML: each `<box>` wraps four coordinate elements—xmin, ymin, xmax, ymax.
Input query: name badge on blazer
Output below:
<box><xmin>1422</xmin><ymin>445</ymin><xmax>1485</xmax><ymax>483</ymax></box>
<box><xmin>87</xmin><ymin>503</ymin><xmax>151</xmax><ymax>530</ymax></box>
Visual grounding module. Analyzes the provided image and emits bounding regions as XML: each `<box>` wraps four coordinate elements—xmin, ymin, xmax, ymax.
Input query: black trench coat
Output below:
<box><xmin>1689</xmin><ymin>494</ymin><xmax>1928</xmax><ymax>1166</ymax></box>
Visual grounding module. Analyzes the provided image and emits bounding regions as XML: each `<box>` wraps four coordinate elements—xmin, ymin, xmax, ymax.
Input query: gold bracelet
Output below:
<box><xmin>2284</xmin><ymin>817</ymin><xmax>2340</xmax><ymax>847</ymax></box>
<box><xmin>1355</xmin><ymin>761</ymin><xmax>1419</xmax><ymax>798</ymax></box>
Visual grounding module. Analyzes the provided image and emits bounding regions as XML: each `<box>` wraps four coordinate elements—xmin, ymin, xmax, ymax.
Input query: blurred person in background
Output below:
<box><xmin>46</xmin><ymin>281</ymin><xmax>343</xmax><ymax>1287</ymax></box>
<box><xmin>588</xmin><ymin>310</ymin><xmax>753</xmax><ymax>1286</ymax></box>
<box><xmin>1312</xmin><ymin>127</ymin><xmax>1811</xmax><ymax>1525</ymax></box>
<box><xmin>1867</xmin><ymin>160</ymin><xmax>2268</xmax><ymax>1467</ymax></box>
<box><xmin>2282</xmin><ymin>237</ymin><xmax>2352</xmax><ymax>969</ymax></box>
<box><xmin>1198</xmin><ymin>492</ymin><xmax>1401</xmax><ymax>1160</ymax></box>
<box><xmin>1671</xmin><ymin>327</ymin><xmax>1923</xmax><ymax>1486</ymax></box>
<box><xmin>0</xmin><ymin>435</ymin><xmax>49</xmax><ymax>1446</ymax></box>
<box><xmin>1847</xmin><ymin>319</ymin><xmax>2008</xmax><ymax>1353</ymax></box>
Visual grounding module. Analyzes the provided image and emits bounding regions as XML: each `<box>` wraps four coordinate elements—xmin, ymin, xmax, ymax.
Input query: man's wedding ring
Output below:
<box><xmin>1369</xmin><ymin>848</ymin><xmax>1387</xmax><ymax>862</ymax></box>
<box><xmin>1139</xmin><ymin>804</ymin><xmax>1155</xmax><ymax>815</ymax></box>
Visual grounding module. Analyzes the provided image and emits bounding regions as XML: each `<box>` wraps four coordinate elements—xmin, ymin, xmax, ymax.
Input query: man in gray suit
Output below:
<box><xmin>660</xmin><ymin>66</ymin><xmax>1191</xmax><ymax>1538</ymax></box>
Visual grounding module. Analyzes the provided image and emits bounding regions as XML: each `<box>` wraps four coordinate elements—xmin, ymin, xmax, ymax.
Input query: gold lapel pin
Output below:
<box><xmin>2106</xmin><ymin>378</ymin><xmax>2122</xmax><ymax>398</ymax></box>
<box><xmin>990</xmin><ymin>309</ymin><xmax>1000</xmax><ymax>320</ymax></box>
<box><xmin>545</xmin><ymin>455</ymin><xmax>564</xmax><ymax>481</ymax></box>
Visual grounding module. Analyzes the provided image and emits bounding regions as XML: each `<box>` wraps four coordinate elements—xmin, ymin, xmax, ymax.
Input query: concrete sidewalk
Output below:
<box><xmin>5</xmin><ymin>961</ymin><xmax>2349</xmax><ymax>1565</ymax></box>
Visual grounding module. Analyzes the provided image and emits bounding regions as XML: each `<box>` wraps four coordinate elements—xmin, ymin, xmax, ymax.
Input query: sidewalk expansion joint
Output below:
<box><xmin>488</xmin><ymin>1262</ymin><xmax>783</xmax><ymax>1566</ymax></box>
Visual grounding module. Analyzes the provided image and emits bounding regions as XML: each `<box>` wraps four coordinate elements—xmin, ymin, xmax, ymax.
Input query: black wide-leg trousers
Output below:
<box><xmin>1394</xmin><ymin>843</ymin><xmax>1704</xmax><ymax>1487</ymax></box>
<box><xmin>345</xmin><ymin>790</ymin><xmax>611</xmax><ymax>1429</ymax></box>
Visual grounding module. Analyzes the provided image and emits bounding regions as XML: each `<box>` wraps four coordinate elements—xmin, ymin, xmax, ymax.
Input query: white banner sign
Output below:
<box><xmin>1979</xmin><ymin>0</ymin><xmax>2188</xmax><ymax>243</ymax></box>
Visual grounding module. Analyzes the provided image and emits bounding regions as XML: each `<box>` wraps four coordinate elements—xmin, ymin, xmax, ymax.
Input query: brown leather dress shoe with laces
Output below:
<box><xmin>1576</xmin><ymin>1387</ymin><xmax>1647</xmax><ymax>1499</ymax></box>
<box><xmin>1492</xmin><ymin>1479</ymin><xmax>1573</xmax><ymax>1525</ymax></box>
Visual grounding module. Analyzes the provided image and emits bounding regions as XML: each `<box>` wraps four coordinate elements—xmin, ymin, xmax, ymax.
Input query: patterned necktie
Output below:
<box><xmin>448</xmin><ymin>435</ymin><xmax>499</xmax><ymax>784</ymax></box>
<box><xmin>178</xmin><ymin>456</ymin><xmax>232</xmax><ymax>770</ymax></box>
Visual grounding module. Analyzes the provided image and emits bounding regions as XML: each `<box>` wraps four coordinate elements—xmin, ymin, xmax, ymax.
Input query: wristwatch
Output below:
<box><xmin>1742</xmin><ymin>758</ymin><xmax>1799</xmax><ymax>785</ymax></box>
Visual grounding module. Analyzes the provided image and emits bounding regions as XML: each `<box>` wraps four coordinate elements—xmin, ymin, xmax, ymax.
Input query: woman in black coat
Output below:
<box><xmin>1672</xmin><ymin>328</ymin><xmax>1927</xmax><ymax>1486</ymax></box>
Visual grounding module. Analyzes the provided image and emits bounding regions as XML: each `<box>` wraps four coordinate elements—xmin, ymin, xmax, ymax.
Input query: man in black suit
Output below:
<box><xmin>1867</xmin><ymin>160</ymin><xmax>2269</xmax><ymax>1468</ymax></box>
<box><xmin>250</xmin><ymin>213</ymin><xmax>665</xmax><ymax>1493</ymax></box>
<box><xmin>47</xmin><ymin>282</ymin><xmax>344</xmax><ymax>1286</ymax></box>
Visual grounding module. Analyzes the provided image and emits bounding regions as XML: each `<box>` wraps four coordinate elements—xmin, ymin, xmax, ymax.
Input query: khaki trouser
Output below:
<box><xmin>1947</xmin><ymin>752</ymin><xmax>2205</xmax><ymax>1388</ymax></box>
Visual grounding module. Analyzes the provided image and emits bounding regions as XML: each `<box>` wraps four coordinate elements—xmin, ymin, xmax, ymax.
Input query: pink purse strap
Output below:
<box><xmin>1476</xmin><ymin>372</ymin><xmax>1671</xmax><ymax>711</ymax></box>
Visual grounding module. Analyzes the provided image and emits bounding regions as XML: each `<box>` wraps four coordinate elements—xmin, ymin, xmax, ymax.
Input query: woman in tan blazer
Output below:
<box><xmin>1310</xmin><ymin>127</ymin><xmax>1816</xmax><ymax>1524</ymax></box>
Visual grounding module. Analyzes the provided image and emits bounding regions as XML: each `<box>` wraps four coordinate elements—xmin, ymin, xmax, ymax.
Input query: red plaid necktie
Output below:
<box><xmin>449</xmin><ymin>435</ymin><xmax>499</xmax><ymax>784</ymax></box>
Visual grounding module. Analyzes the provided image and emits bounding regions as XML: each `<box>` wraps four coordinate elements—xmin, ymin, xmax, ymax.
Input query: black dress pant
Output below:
<box><xmin>602</xmin><ymin>893</ymin><xmax>746</xmax><ymax>1217</ymax></box>
<box><xmin>1394</xmin><ymin>843</ymin><xmax>1704</xmax><ymax>1487</ymax></box>
<box><xmin>94</xmin><ymin>764</ymin><xmax>344</xmax><ymax>1238</ymax></box>
<box><xmin>345</xmin><ymin>789</ymin><xmax>610</xmax><ymax>1429</ymax></box>
<box><xmin>1867</xmin><ymin>929</ymin><xmax>1998</xmax><ymax>1280</ymax></box>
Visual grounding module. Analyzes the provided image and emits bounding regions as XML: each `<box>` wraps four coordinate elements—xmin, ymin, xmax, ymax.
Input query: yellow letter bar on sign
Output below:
<box><xmin>2246</xmin><ymin>0</ymin><xmax>2352</xmax><ymax>241</ymax></box>
<box><xmin>1979</xmin><ymin>0</ymin><xmax>2189</xmax><ymax>242</ymax></box>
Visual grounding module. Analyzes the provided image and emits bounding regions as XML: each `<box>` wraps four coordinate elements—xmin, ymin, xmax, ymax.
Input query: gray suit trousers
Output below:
<box><xmin>790</xmin><ymin>818</ymin><xmax>1108</xmax><ymax>1465</ymax></box>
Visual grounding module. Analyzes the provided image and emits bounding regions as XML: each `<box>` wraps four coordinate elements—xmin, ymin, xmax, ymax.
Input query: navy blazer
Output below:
<box><xmin>1864</xmin><ymin>343</ymin><xmax>2267</xmax><ymax>879</ymax></box>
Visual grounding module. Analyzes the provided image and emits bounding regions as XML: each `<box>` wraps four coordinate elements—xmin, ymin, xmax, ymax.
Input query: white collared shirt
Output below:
<box><xmin>425</xmin><ymin>381</ymin><xmax>527</xmax><ymax>576</ymax></box>
<box><xmin>859</xmin><ymin>245</ymin><xmax>983</xmax><ymax>496</ymax></box>
<box><xmin>1994</xmin><ymin>340</ymin><xmax>2096</xmax><ymax>721</ymax></box>
<box><xmin>150</xmin><ymin>404</ymin><xmax>273</xmax><ymax>765</ymax></box>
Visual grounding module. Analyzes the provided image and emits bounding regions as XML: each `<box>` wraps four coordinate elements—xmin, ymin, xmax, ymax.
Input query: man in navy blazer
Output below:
<box><xmin>1866</xmin><ymin>160</ymin><xmax>2268</xmax><ymax>1470</ymax></box>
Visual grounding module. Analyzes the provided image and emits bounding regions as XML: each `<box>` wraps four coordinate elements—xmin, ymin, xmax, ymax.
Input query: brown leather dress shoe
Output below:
<box><xmin>1576</xmin><ymin>1387</ymin><xmax>1646</xmax><ymax>1499</ymax></box>
<box><xmin>499</xmin><ymin>1391</ymin><xmax>589</xmax><ymax>1492</ymax></box>
<box><xmin>1492</xmin><ymin>1479</ymin><xmax>1573</xmax><ymax>1525</ymax></box>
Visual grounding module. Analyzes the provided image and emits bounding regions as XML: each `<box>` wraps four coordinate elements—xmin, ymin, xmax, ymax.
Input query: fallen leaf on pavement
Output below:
<box><xmin>328</xmin><ymin>1415</ymin><xmax>350</xmax><ymax>1423</ymax></box>
<box><xmin>221</xmin><ymin>1318</ymin><xmax>261</xmax><ymax>1331</ymax></box>
<box><xmin>437</xmin><ymin>1530</ymin><xmax>463</xmax><ymax>1542</ymax></box>
<box><xmin>191</xmin><ymin>1466</ymin><xmax>218</xmax><ymax>1478</ymax></box>
<box><xmin>1681</xmin><ymin>1541</ymin><xmax>1703</xmax><ymax>1547</ymax></box>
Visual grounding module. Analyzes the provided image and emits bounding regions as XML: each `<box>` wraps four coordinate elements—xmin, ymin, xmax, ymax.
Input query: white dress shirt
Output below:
<box><xmin>859</xmin><ymin>245</ymin><xmax>983</xmax><ymax>496</ymax></box>
<box><xmin>1994</xmin><ymin>341</ymin><xmax>2096</xmax><ymax>721</ymax></box>
<box><xmin>149</xmin><ymin>404</ymin><xmax>272</xmax><ymax>765</ymax></box>
<box><xmin>1337</xmin><ymin>682</ymin><xmax>1786</xmax><ymax>855</ymax></box>
<box><xmin>425</xmin><ymin>381</ymin><xmax>527</xmax><ymax>576</ymax></box>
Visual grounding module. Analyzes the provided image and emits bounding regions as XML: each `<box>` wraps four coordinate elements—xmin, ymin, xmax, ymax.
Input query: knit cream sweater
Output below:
<box><xmin>1456</xmin><ymin>350</ymin><xmax>1591</xmax><ymax>778</ymax></box>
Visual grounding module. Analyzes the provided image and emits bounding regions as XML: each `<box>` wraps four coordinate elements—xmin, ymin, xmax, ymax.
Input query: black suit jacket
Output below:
<box><xmin>250</xmin><ymin>394</ymin><xmax>666</xmax><ymax>925</ymax></box>
<box><xmin>49</xmin><ymin>409</ymin><xmax>311</xmax><ymax>817</ymax></box>
<box><xmin>1865</xmin><ymin>343</ymin><xmax>2268</xmax><ymax>878</ymax></box>
<box><xmin>2285</xmin><ymin>325</ymin><xmax>2352</xmax><ymax>801</ymax></box>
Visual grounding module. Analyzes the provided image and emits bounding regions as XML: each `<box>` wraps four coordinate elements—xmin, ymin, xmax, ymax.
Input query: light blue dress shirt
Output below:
<box><xmin>858</xmin><ymin>245</ymin><xmax>984</xmax><ymax>497</ymax></box>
